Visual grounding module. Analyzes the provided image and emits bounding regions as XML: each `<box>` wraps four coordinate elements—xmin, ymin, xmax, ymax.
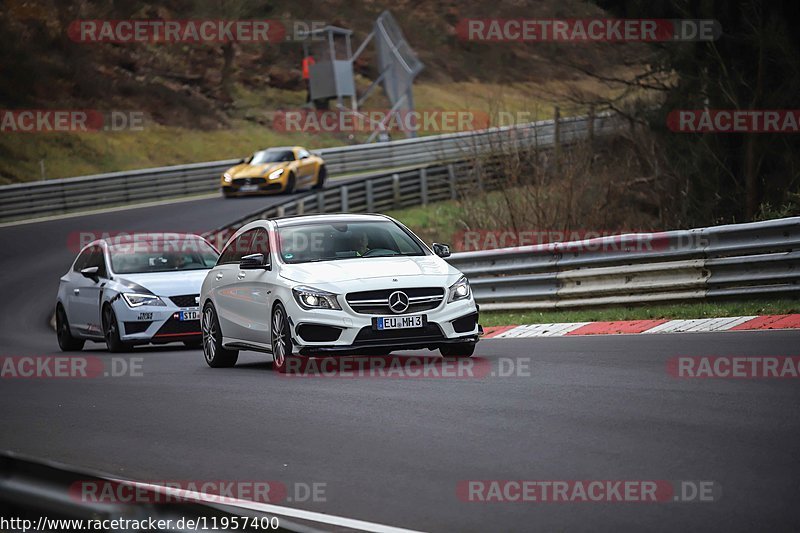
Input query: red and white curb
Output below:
<box><xmin>483</xmin><ymin>314</ymin><xmax>800</xmax><ymax>338</ymax></box>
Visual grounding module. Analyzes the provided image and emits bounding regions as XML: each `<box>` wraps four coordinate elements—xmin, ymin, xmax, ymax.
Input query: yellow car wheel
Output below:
<box><xmin>314</xmin><ymin>165</ymin><xmax>326</xmax><ymax>190</ymax></box>
<box><xmin>285</xmin><ymin>172</ymin><xmax>296</xmax><ymax>194</ymax></box>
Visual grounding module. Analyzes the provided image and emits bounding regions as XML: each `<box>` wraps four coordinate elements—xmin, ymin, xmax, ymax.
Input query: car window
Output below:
<box><xmin>87</xmin><ymin>246</ymin><xmax>108</xmax><ymax>278</ymax></box>
<box><xmin>278</xmin><ymin>221</ymin><xmax>426</xmax><ymax>264</ymax></box>
<box><xmin>250</xmin><ymin>150</ymin><xmax>295</xmax><ymax>164</ymax></box>
<box><xmin>109</xmin><ymin>238</ymin><xmax>218</xmax><ymax>274</ymax></box>
<box><xmin>297</xmin><ymin>149</ymin><xmax>311</xmax><ymax>159</ymax></box>
<box><xmin>249</xmin><ymin>227</ymin><xmax>271</xmax><ymax>258</ymax></box>
<box><xmin>218</xmin><ymin>229</ymin><xmax>259</xmax><ymax>265</ymax></box>
<box><xmin>73</xmin><ymin>247</ymin><xmax>93</xmax><ymax>272</ymax></box>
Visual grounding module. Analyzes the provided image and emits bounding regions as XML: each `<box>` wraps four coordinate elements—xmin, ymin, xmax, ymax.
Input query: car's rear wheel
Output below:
<box><xmin>285</xmin><ymin>172</ymin><xmax>296</xmax><ymax>194</ymax></box>
<box><xmin>202</xmin><ymin>303</ymin><xmax>238</xmax><ymax>367</ymax></box>
<box><xmin>439</xmin><ymin>342</ymin><xmax>476</xmax><ymax>358</ymax></box>
<box><xmin>313</xmin><ymin>165</ymin><xmax>326</xmax><ymax>189</ymax></box>
<box><xmin>103</xmin><ymin>305</ymin><xmax>131</xmax><ymax>353</ymax></box>
<box><xmin>56</xmin><ymin>304</ymin><xmax>84</xmax><ymax>351</ymax></box>
<box><xmin>271</xmin><ymin>303</ymin><xmax>298</xmax><ymax>373</ymax></box>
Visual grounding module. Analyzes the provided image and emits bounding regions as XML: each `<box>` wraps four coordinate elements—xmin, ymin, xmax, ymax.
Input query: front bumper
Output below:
<box><xmin>286</xmin><ymin>296</ymin><xmax>480</xmax><ymax>356</ymax></box>
<box><xmin>113</xmin><ymin>298</ymin><xmax>201</xmax><ymax>344</ymax></box>
<box><xmin>222</xmin><ymin>180</ymin><xmax>284</xmax><ymax>196</ymax></box>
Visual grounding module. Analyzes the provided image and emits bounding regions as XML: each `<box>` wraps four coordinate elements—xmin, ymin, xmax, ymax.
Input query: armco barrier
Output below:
<box><xmin>203</xmin><ymin>208</ymin><xmax>799</xmax><ymax>310</ymax></box>
<box><xmin>0</xmin><ymin>112</ymin><xmax>618</xmax><ymax>223</ymax></box>
<box><xmin>446</xmin><ymin>218</ymin><xmax>800</xmax><ymax>310</ymax></box>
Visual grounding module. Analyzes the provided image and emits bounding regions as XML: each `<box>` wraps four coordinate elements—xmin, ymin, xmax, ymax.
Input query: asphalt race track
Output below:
<box><xmin>1</xmin><ymin>194</ymin><xmax>799</xmax><ymax>532</ymax></box>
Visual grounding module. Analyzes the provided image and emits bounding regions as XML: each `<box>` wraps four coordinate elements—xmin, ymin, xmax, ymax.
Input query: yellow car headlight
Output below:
<box><xmin>223</xmin><ymin>172</ymin><xmax>233</xmax><ymax>183</ymax></box>
<box><xmin>268</xmin><ymin>168</ymin><xmax>284</xmax><ymax>180</ymax></box>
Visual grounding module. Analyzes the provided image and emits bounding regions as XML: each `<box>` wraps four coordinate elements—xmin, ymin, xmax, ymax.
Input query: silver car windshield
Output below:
<box><xmin>278</xmin><ymin>221</ymin><xmax>426</xmax><ymax>264</ymax></box>
<box><xmin>109</xmin><ymin>238</ymin><xmax>219</xmax><ymax>274</ymax></box>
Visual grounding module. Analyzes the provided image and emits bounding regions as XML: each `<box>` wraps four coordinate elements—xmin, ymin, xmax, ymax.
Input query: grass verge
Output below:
<box><xmin>480</xmin><ymin>299</ymin><xmax>800</xmax><ymax>327</ymax></box>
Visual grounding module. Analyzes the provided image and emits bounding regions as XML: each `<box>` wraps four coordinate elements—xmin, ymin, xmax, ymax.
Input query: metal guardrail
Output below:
<box><xmin>202</xmin><ymin>160</ymin><xmax>491</xmax><ymax>247</ymax></box>
<box><xmin>203</xmin><ymin>174</ymin><xmax>798</xmax><ymax>310</ymax></box>
<box><xmin>0</xmin><ymin>112</ymin><xmax>617</xmax><ymax>223</ymax></box>
<box><xmin>0</xmin><ymin>451</ymin><xmax>303</xmax><ymax>532</ymax></box>
<box><xmin>447</xmin><ymin>217</ymin><xmax>800</xmax><ymax>310</ymax></box>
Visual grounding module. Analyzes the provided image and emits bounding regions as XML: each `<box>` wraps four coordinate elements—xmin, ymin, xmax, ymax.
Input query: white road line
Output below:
<box><xmin>711</xmin><ymin>315</ymin><xmax>757</xmax><ymax>330</ymax></box>
<box><xmin>641</xmin><ymin>320</ymin><xmax>691</xmax><ymax>334</ymax></box>
<box><xmin>115</xmin><ymin>480</ymin><xmax>424</xmax><ymax>533</ymax></box>
<box><xmin>682</xmin><ymin>318</ymin><xmax>724</xmax><ymax>332</ymax></box>
<box><xmin>495</xmin><ymin>322</ymin><xmax>589</xmax><ymax>338</ymax></box>
<box><xmin>0</xmin><ymin>173</ymin><xmax>359</xmax><ymax>228</ymax></box>
<box><xmin>496</xmin><ymin>325</ymin><xmax>536</xmax><ymax>338</ymax></box>
<box><xmin>538</xmin><ymin>322</ymin><xmax>589</xmax><ymax>337</ymax></box>
<box><xmin>0</xmin><ymin>193</ymin><xmax>217</xmax><ymax>228</ymax></box>
<box><xmin>485</xmin><ymin>315</ymin><xmax>792</xmax><ymax>338</ymax></box>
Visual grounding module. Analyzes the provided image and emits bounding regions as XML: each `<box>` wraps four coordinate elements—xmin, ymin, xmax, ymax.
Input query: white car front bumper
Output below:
<box><xmin>284</xmin><ymin>295</ymin><xmax>480</xmax><ymax>355</ymax></box>
<box><xmin>113</xmin><ymin>296</ymin><xmax>201</xmax><ymax>344</ymax></box>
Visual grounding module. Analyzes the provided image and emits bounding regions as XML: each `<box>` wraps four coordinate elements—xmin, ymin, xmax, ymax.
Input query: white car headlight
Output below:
<box><xmin>222</xmin><ymin>173</ymin><xmax>233</xmax><ymax>183</ymax></box>
<box><xmin>268</xmin><ymin>168</ymin><xmax>284</xmax><ymax>180</ymax></box>
<box><xmin>122</xmin><ymin>293</ymin><xmax>165</xmax><ymax>308</ymax></box>
<box><xmin>447</xmin><ymin>276</ymin><xmax>471</xmax><ymax>303</ymax></box>
<box><xmin>292</xmin><ymin>286</ymin><xmax>341</xmax><ymax>310</ymax></box>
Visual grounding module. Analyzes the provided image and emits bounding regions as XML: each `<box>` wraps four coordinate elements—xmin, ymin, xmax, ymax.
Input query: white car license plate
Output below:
<box><xmin>179</xmin><ymin>310</ymin><xmax>199</xmax><ymax>321</ymax></box>
<box><xmin>376</xmin><ymin>315</ymin><xmax>424</xmax><ymax>330</ymax></box>
<box><xmin>239</xmin><ymin>184</ymin><xmax>259</xmax><ymax>192</ymax></box>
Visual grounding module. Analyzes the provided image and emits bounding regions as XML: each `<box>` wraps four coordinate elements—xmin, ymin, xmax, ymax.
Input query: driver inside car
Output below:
<box><xmin>354</xmin><ymin>231</ymin><xmax>370</xmax><ymax>256</ymax></box>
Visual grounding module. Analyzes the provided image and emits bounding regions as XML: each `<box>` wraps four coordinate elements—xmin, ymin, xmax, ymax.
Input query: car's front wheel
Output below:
<box><xmin>313</xmin><ymin>165</ymin><xmax>326</xmax><ymax>189</ymax></box>
<box><xmin>56</xmin><ymin>304</ymin><xmax>84</xmax><ymax>351</ymax></box>
<box><xmin>202</xmin><ymin>303</ymin><xmax>238</xmax><ymax>367</ymax></box>
<box><xmin>285</xmin><ymin>172</ymin><xmax>296</xmax><ymax>194</ymax></box>
<box><xmin>271</xmin><ymin>302</ymin><xmax>298</xmax><ymax>373</ymax></box>
<box><xmin>103</xmin><ymin>305</ymin><xmax>131</xmax><ymax>353</ymax></box>
<box><xmin>439</xmin><ymin>342</ymin><xmax>476</xmax><ymax>358</ymax></box>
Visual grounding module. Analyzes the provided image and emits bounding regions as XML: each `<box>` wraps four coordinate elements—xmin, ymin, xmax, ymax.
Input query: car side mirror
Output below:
<box><xmin>240</xmin><ymin>253</ymin><xmax>270</xmax><ymax>270</ymax></box>
<box><xmin>80</xmin><ymin>266</ymin><xmax>100</xmax><ymax>280</ymax></box>
<box><xmin>432</xmin><ymin>243</ymin><xmax>451</xmax><ymax>258</ymax></box>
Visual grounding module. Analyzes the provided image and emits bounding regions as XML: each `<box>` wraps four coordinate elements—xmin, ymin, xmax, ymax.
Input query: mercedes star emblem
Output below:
<box><xmin>388</xmin><ymin>291</ymin><xmax>410</xmax><ymax>314</ymax></box>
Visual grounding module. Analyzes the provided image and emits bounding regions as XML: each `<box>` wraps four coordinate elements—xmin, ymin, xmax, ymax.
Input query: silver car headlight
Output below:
<box><xmin>122</xmin><ymin>293</ymin><xmax>165</xmax><ymax>308</ymax></box>
<box><xmin>268</xmin><ymin>168</ymin><xmax>284</xmax><ymax>180</ymax></box>
<box><xmin>222</xmin><ymin>173</ymin><xmax>233</xmax><ymax>183</ymax></box>
<box><xmin>292</xmin><ymin>286</ymin><xmax>341</xmax><ymax>310</ymax></box>
<box><xmin>447</xmin><ymin>276</ymin><xmax>471</xmax><ymax>303</ymax></box>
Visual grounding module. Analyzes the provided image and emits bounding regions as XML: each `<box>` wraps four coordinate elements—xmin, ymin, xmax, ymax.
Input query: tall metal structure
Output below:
<box><xmin>300</xmin><ymin>11</ymin><xmax>424</xmax><ymax>141</ymax></box>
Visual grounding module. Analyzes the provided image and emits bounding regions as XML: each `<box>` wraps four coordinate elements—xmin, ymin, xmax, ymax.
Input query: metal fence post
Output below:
<box><xmin>554</xmin><ymin>106</ymin><xmax>561</xmax><ymax>175</ymax></box>
<box><xmin>317</xmin><ymin>191</ymin><xmax>325</xmax><ymax>213</ymax></box>
<box><xmin>392</xmin><ymin>173</ymin><xmax>401</xmax><ymax>209</ymax></box>
<box><xmin>297</xmin><ymin>199</ymin><xmax>305</xmax><ymax>215</ymax></box>
<box><xmin>340</xmin><ymin>187</ymin><xmax>349</xmax><ymax>212</ymax></box>
<box><xmin>447</xmin><ymin>164</ymin><xmax>457</xmax><ymax>200</ymax></box>
<box><xmin>420</xmin><ymin>168</ymin><xmax>428</xmax><ymax>206</ymax></box>
<box><xmin>366</xmin><ymin>179</ymin><xmax>375</xmax><ymax>212</ymax></box>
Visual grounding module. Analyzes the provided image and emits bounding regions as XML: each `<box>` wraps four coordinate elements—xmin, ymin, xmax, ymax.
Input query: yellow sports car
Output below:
<box><xmin>221</xmin><ymin>146</ymin><xmax>326</xmax><ymax>197</ymax></box>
